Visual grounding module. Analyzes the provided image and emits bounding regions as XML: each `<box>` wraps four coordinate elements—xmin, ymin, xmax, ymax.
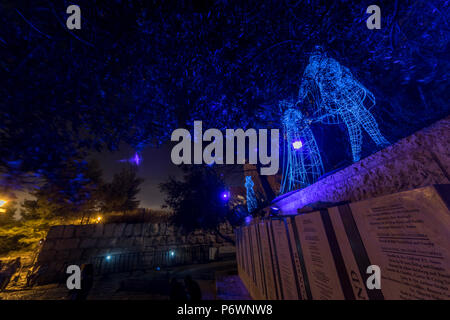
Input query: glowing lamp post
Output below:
<box><xmin>0</xmin><ymin>199</ymin><xmax>7</xmax><ymax>213</ymax></box>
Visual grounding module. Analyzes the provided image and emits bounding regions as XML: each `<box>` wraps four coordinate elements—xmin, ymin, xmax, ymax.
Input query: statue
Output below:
<box><xmin>245</xmin><ymin>176</ymin><xmax>257</xmax><ymax>213</ymax></box>
<box><xmin>299</xmin><ymin>46</ymin><xmax>389</xmax><ymax>162</ymax></box>
<box><xmin>280</xmin><ymin>101</ymin><xmax>324</xmax><ymax>194</ymax></box>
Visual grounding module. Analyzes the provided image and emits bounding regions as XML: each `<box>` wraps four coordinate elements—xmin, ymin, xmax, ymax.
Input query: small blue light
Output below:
<box><xmin>156</xmin><ymin>266</ymin><xmax>160</xmax><ymax>271</ymax></box>
<box><xmin>170</xmin><ymin>251</ymin><xmax>175</xmax><ymax>257</ymax></box>
<box><xmin>271</xmin><ymin>206</ymin><xmax>279</xmax><ymax>211</ymax></box>
<box><xmin>106</xmin><ymin>255</ymin><xmax>111</xmax><ymax>261</ymax></box>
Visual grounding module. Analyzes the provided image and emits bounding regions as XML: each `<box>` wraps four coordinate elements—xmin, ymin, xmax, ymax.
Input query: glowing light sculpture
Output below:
<box><xmin>245</xmin><ymin>176</ymin><xmax>257</xmax><ymax>213</ymax></box>
<box><xmin>280</xmin><ymin>101</ymin><xmax>324</xmax><ymax>194</ymax></box>
<box><xmin>119</xmin><ymin>152</ymin><xmax>142</xmax><ymax>165</ymax></box>
<box><xmin>299</xmin><ymin>46</ymin><xmax>389</xmax><ymax>162</ymax></box>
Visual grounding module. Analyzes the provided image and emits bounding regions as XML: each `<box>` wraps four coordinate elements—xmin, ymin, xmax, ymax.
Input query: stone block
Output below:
<box><xmin>97</xmin><ymin>238</ymin><xmax>117</xmax><ymax>248</ymax></box>
<box><xmin>124</xmin><ymin>224</ymin><xmax>134</xmax><ymax>237</ymax></box>
<box><xmin>68</xmin><ymin>249</ymin><xmax>84</xmax><ymax>261</ymax></box>
<box><xmin>62</xmin><ymin>226</ymin><xmax>75</xmax><ymax>238</ymax></box>
<box><xmin>113</xmin><ymin>223</ymin><xmax>126</xmax><ymax>237</ymax></box>
<box><xmin>55</xmin><ymin>238</ymin><xmax>79</xmax><ymax>250</ymax></box>
<box><xmin>93</xmin><ymin>224</ymin><xmax>104</xmax><ymax>237</ymax></box>
<box><xmin>132</xmin><ymin>237</ymin><xmax>145</xmax><ymax>247</ymax></box>
<box><xmin>167</xmin><ymin>236</ymin><xmax>176</xmax><ymax>245</ymax></box>
<box><xmin>103</xmin><ymin>224</ymin><xmax>115</xmax><ymax>237</ymax></box>
<box><xmin>41</xmin><ymin>239</ymin><xmax>56</xmax><ymax>251</ymax></box>
<box><xmin>81</xmin><ymin>248</ymin><xmax>99</xmax><ymax>260</ymax></box>
<box><xmin>55</xmin><ymin>250</ymin><xmax>70</xmax><ymax>261</ymax></box>
<box><xmin>79</xmin><ymin>238</ymin><xmax>98</xmax><ymax>248</ymax></box>
<box><xmin>142</xmin><ymin>223</ymin><xmax>153</xmax><ymax>237</ymax></box>
<box><xmin>75</xmin><ymin>224</ymin><xmax>95</xmax><ymax>238</ymax></box>
<box><xmin>46</xmin><ymin>226</ymin><xmax>65</xmax><ymax>239</ymax></box>
<box><xmin>37</xmin><ymin>249</ymin><xmax>56</xmax><ymax>262</ymax></box>
<box><xmin>118</xmin><ymin>238</ymin><xmax>134</xmax><ymax>248</ymax></box>
<box><xmin>151</xmin><ymin>223</ymin><xmax>159</xmax><ymax>235</ymax></box>
<box><xmin>133</xmin><ymin>224</ymin><xmax>143</xmax><ymax>236</ymax></box>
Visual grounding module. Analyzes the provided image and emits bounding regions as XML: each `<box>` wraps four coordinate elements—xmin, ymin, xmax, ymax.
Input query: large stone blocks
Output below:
<box><xmin>113</xmin><ymin>223</ymin><xmax>126</xmax><ymax>237</ymax></box>
<box><xmin>46</xmin><ymin>226</ymin><xmax>65</xmax><ymax>239</ymax></box>
<box><xmin>75</xmin><ymin>224</ymin><xmax>95</xmax><ymax>238</ymax></box>
<box><xmin>36</xmin><ymin>220</ymin><xmax>235</xmax><ymax>286</ymax></box>
<box><xmin>62</xmin><ymin>225</ymin><xmax>75</xmax><ymax>238</ymax></box>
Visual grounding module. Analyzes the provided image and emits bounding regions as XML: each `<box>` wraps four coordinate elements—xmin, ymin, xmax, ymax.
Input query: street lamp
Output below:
<box><xmin>0</xmin><ymin>199</ymin><xmax>7</xmax><ymax>213</ymax></box>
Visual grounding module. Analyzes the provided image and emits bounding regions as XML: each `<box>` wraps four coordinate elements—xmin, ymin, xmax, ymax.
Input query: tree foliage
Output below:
<box><xmin>101</xmin><ymin>166</ymin><xmax>144</xmax><ymax>214</ymax></box>
<box><xmin>160</xmin><ymin>166</ymin><xmax>239</xmax><ymax>242</ymax></box>
<box><xmin>1</xmin><ymin>0</ymin><xmax>448</xmax><ymax>188</ymax></box>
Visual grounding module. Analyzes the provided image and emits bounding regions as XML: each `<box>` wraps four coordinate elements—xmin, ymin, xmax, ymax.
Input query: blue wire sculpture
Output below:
<box><xmin>245</xmin><ymin>176</ymin><xmax>257</xmax><ymax>213</ymax></box>
<box><xmin>280</xmin><ymin>101</ymin><xmax>324</xmax><ymax>194</ymax></box>
<box><xmin>299</xmin><ymin>46</ymin><xmax>389</xmax><ymax>162</ymax></box>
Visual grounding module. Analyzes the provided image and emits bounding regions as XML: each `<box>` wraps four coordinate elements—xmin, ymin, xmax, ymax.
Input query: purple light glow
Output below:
<box><xmin>118</xmin><ymin>152</ymin><xmax>142</xmax><ymax>165</ymax></box>
<box><xmin>221</xmin><ymin>191</ymin><xmax>230</xmax><ymax>200</ymax></box>
<box><xmin>132</xmin><ymin>152</ymin><xmax>141</xmax><ymax>165</ymax></box>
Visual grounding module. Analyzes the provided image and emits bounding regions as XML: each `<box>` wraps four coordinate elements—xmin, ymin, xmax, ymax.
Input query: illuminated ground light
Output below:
<box><xmin>106</xmin><ymin>255</ymin><xmax>112</xmax><ymax>261</ymax></box>
<box><xmin>292</xmin><ymin>140</ymin><xmax>303</xmax><ymax>150</ymax></box>
<box><xmin>170</xmin><ymin>250</ymin><xmax>175</xmax><ymax>257</ymax></box>
<box><xmin>96</xmin><ymin>216</ymin><xmax>102</xmax><ymax>223</ymax></box>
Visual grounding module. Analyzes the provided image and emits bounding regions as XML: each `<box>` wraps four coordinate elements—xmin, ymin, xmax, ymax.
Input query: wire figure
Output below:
<box><xmin>299</xmin><ymin>46</ymin><xmax>389</xmax><ymax>162</ymax></box>
<box><xmin>245</xmin><ymin>176</ymin><xmax>257</xmax><ymax>213</ymax></box>
<box><xmin>280</xmin><ymin>101</ymin><xmax>324</xmax><ymax>194</ymax></box>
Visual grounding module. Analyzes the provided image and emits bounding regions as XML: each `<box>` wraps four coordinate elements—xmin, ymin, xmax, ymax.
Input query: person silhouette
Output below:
<box><xmin>184</xmin><ymin>275</ymin><xmax>202</xmax><ymax>301</ymax></box>
<box><xmin>169</xmin><ymin>278</ymin><xmax>188</xmax><ymax>301</ymax></box>
<box><xmin>299</xmin><ymin>46</ymin><xmax>389</xmax><ymax>162</ymax></box>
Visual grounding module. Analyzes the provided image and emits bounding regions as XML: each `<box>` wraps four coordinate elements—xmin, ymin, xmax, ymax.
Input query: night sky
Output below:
<box><xmin>92</xmin><ymin>143</ymin><xmax>244</xmax><ymax>210</ymax></box>
<box><xmin>92</xmin><ymin>144</ymin><xmax>181</xmax><ymax>209</ymax></box>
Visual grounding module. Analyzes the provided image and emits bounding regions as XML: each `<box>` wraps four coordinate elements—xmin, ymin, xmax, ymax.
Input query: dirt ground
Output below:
<box><xmin>0</xmin><ymin>260</ymin><xmax>251</xmax><ymax>300</ymax></box>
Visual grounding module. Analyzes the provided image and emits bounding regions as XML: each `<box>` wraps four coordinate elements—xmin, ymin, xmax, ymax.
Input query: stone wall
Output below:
<box><xmin>273</xmin><ymin>116</ymin><xmax>450</xmax><ymax>215</ymax></box>
<box><xmin>34</xmin><ymin>222</ymin><xmax>235</xmax><ymax>284</ymax></box>
<box><xmin>237</xmin><ymin>185</ymin><xmax>450</xmax><ymax>300</ymax></box>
